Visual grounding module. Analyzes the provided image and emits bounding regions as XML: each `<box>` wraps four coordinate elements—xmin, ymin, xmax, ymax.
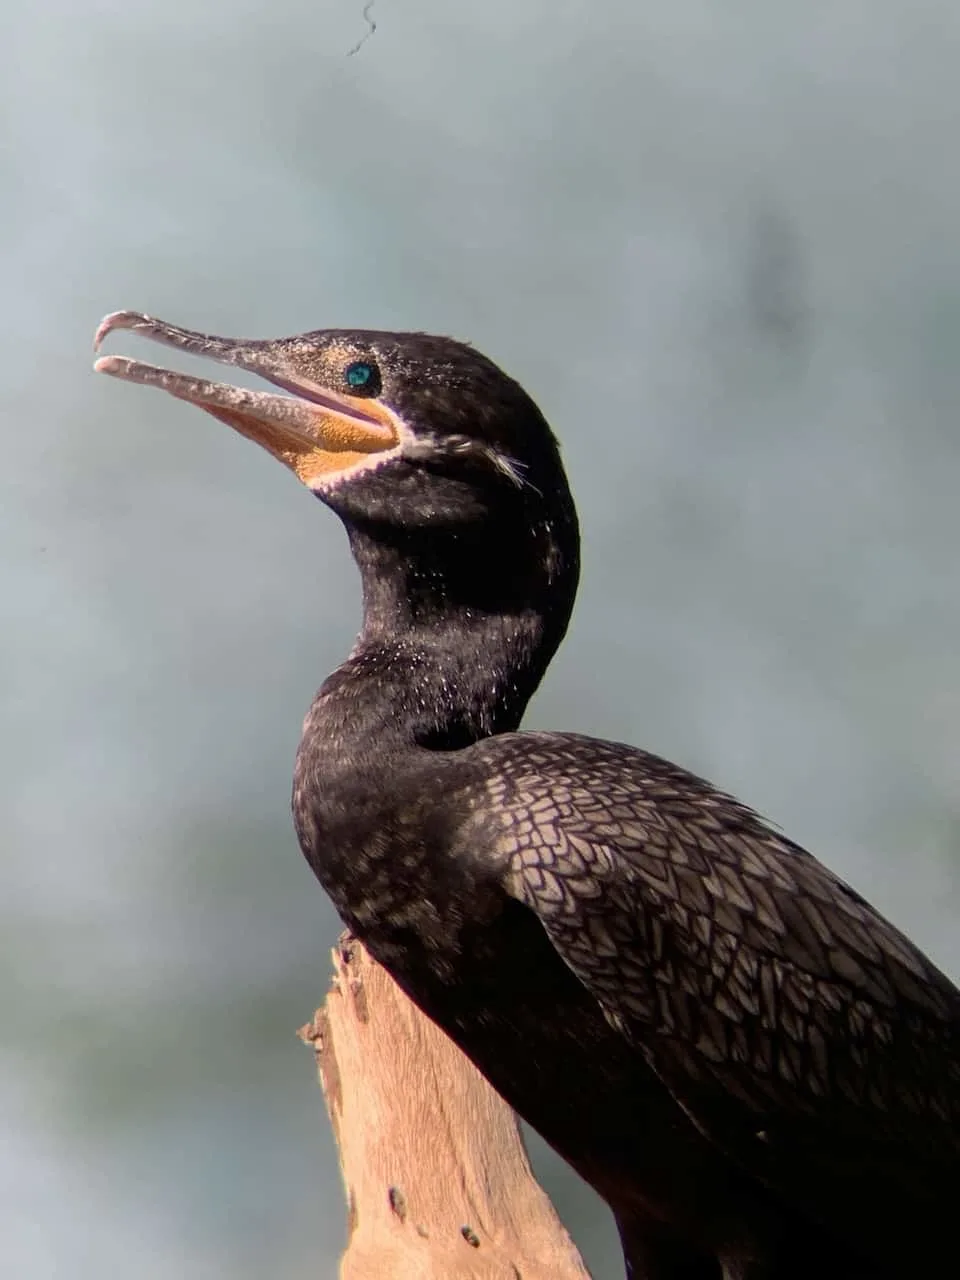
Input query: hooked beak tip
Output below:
<box><xmin>94</xmin><ymin>310</ymin><xmax>151</xmax><ymax>354</ymax></box>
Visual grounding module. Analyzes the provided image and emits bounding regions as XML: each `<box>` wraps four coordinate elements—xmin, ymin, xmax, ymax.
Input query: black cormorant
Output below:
<box><xmin>94</xmin><ymin>311</ymin><xmax>959</xmax><ymax>1280</ymax></box>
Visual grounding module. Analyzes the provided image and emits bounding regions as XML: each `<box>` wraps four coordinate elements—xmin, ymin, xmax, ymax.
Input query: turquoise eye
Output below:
<box><xmin>345</xmin><ymin>360</ymin><xmax>379</xmax><ymax>394</ymax></box>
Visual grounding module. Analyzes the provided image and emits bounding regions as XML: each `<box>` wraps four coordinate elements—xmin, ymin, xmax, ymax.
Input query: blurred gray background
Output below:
<box><xmin>3</xmin><ymin>1</ymin><xmax>959</xmax><ymax>1275</ymax></box>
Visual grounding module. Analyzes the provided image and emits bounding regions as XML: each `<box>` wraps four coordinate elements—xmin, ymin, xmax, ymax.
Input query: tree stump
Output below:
<box><xmin>300</xmin><ymin>936</ymin><xmax>592</xmax><ymax>1279</ymax></box>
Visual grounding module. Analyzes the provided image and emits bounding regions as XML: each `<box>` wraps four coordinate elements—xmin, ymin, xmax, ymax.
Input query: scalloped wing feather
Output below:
<box><xmin>465</xmin><ymin>730</ymin><xmax>960</xmax><ymax>1249</ymax></box>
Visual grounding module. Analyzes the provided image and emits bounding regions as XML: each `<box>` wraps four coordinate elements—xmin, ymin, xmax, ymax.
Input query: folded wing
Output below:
<box><xmin>467</xmin><ymin>730</ymin><xmax>960</xmax><ymax>1260</ymax></box>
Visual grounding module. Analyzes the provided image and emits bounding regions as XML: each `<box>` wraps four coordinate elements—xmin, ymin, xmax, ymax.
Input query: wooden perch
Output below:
<box><xmin>300</xmin><ymin>936</ymin><xmax>592</xmax><ymax>1279</ymax></box>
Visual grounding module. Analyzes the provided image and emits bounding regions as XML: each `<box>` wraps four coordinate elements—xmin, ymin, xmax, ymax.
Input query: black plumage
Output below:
<box><xmin>95</xmin><ymin>311</ymin><xmax>959</xmax><ymax>1280</ymax></box>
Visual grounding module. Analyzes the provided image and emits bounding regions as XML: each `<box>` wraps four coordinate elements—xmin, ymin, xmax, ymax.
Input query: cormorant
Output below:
<box><xmin>94</xmin><ymin>311</ymin><xmax>959</xmax><ymax>1280</ymax></box>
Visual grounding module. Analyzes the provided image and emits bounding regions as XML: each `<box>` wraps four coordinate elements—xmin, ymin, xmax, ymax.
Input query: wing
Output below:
<box><xmin>463</xmin><ymin>730</ymin><xmax>960</xmax><ymax>1252</ymax></box>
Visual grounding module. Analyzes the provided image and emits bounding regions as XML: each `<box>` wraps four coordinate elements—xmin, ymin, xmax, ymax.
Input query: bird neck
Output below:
<box><xmin>317</xmin><ymin>513</ymin><xmax>579</xmax><ymax>753</ymax></box>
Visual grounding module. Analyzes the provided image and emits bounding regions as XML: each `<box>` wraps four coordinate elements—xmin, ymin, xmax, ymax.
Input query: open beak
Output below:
<box><xmin>93</xmin><ymin>311</ymin><xmax>399</xmax><ymax>486</ymax></box>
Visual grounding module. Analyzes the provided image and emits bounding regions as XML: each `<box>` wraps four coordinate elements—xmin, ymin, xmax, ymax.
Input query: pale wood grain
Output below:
<box><xmin>301</xmin><ymin>936</ymin><xmax>593</xmax><ymax>1279</ymax></box>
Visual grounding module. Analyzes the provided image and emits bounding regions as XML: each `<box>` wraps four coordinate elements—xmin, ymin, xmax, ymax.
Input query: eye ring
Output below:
<box><xmin>344</xmin><ymin>359</ymin><xmax>381</xmax><ymax>396</ymax></box>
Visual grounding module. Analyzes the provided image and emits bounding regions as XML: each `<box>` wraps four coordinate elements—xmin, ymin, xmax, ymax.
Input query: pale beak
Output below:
<box><xmin>94</xmin><ymin>310</ymin><xmax>398</xmax><ymax>485</ymax></box>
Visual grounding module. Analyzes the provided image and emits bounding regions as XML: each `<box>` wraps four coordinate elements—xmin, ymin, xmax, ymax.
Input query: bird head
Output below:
<box><xmin>93</xmin><ymin>312</ymin><xmax>574</xmax><ymax>540</ymax></box>
<box><xmin>94</xmin><ymin>311</ymin><xmax>582</xmax><ymax>735</ymax></box>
